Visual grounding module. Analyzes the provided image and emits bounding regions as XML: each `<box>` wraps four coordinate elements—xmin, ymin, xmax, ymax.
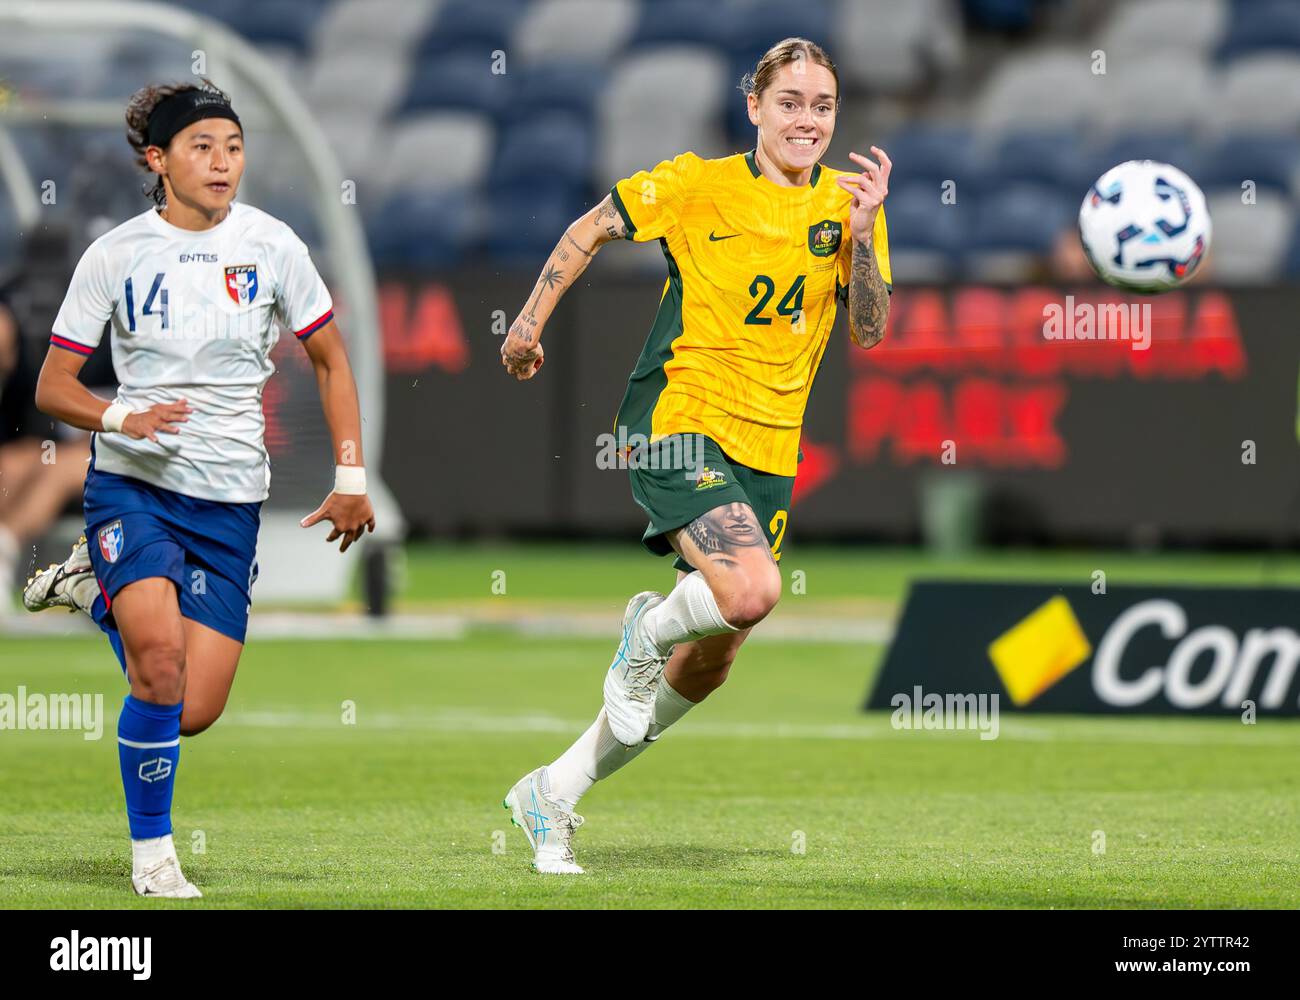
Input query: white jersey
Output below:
<box><xmin>50</xmin><ymin>203</ymin><xmax>333</xmax><ymax>503</ymax></box>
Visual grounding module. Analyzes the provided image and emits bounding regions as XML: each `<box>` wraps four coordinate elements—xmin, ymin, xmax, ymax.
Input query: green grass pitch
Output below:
<box><xmin>2</xmin><ymin>543</ymin><xmax>1299</xmax><ymax>908</ymax></box>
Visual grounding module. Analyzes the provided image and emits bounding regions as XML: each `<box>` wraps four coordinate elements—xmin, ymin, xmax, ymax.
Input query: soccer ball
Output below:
<box><xmin>1078</xmin><ymin>160</ymin><xmax>1211</xmax><ymax>293</ymax></box>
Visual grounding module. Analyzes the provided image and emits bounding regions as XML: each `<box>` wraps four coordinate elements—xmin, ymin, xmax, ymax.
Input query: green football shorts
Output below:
<box><xmin>627</xmin><ymin>433</ymin><xmax>794</xmax><ymax>574</ymax></box>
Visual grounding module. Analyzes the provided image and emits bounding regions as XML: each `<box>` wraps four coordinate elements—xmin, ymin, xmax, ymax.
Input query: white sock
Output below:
<box><xmin>132</xmin><ymin>833</ymin><xmax>176</xmax><ymax>873</ymax></box>
<box><xmin>0</xmin><ymin>523</ymin><xmax>17</xmax><ymax>583</ymax></box>
<box><xmin>0</xmin><ymin>523</ymin><xmax>18</xmax><ymax>563</ymax></box>
<box><xmin>70</xmin><ymin>575</ymin><xmax>100</xmax><ymax>616</ymax></box>
<box><xmin>641</xmin><ymin>571</ymin><xmax>739</xmax><ymax>656</ymax></box>
<box><xmin>546</xmin><ymin>675</ymin><xmax>698</xmax><ymax>810</ymax></box>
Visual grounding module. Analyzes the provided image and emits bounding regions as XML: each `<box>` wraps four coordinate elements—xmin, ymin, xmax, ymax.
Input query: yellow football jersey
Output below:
<box><xmin>610</xmin><ymin>149</ymin><xmax>891</xmax><ymax>477</ymax></box>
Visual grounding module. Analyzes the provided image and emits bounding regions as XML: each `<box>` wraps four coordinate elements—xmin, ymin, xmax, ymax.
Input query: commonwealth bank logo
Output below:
<box><xmin>986</xmin><ymin>596</ymin><xmax>1092</xmax><ymax>706</ymax></box>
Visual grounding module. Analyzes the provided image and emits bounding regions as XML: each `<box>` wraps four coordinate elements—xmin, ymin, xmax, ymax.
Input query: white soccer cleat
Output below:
<box><xmin>603</xmin><ymin>590</ymin><xmax>669</xmax><ymax>746</ymax></box>
<box><xmin>132</xmin><ymin>855</ymin><xmax>202</xmax><ymax>899</ymax></box>
<box><xmin>23</xmin><ymin>534</ymin><xmax>97</xmax><ymax>615</ymax></box>
<box><xmin>503</xmin><ymin>766</ymin><xmax>585</xmax><ymax>875</ymax></box>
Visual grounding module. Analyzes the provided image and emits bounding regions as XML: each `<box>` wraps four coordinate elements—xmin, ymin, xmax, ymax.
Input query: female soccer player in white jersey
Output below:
<box><xmin>498</xmin><ymin>39</ymin><xmax>891</xmax><ymax>873</ymax></box>
<box><xmin>22</xmin><ymin>82</ymin><xmax>375</xmax><ymax>897</ymax></box>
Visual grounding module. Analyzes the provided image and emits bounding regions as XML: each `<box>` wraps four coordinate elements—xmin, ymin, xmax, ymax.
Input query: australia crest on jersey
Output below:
<box><xmin>808</xmin><ymin>220</ymin><xmax>842</xmax><ymax>257</ymax></box>
<box><xmin>224</xmin><ymin>264</ymin><xmax>259</xmax><ymax>305</ymax></box>
<box><xmin>97</xmin><ymin>519</ymin><xmax>124</xmax><ymax>563</ymax></box>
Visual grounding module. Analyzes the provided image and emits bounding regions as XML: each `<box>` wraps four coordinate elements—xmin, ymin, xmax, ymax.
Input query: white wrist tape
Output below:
<box><xmin>101</xmin><ymin>403</ymin><xmax>132</xmax><ymax>433</ymax></box>
<box><xmin>334</xmin><ymin>465</ymin><xmax>367</xmax><ymax>495</ymax></box>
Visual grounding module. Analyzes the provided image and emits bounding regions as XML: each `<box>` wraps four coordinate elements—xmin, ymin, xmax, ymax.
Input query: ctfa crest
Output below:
<box><xmin>224</xmin><ymin>264</ymin><xmax>258</xmax><ymax>305</ymax></box>
<box><xmin>97</xmin><ymin>519</ymin><xmax>124</xmax><ymax>563</ymax></box>
<box><xmin>808</xmin><ymin>220</ymin><xmax>842</xmax><ymax>257</ymax></box>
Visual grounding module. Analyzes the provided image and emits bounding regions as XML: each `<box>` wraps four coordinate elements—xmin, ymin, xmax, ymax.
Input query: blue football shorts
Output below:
<box><xmin>82</xmin><ymin>462</ymin><xmax>262</xmax><ymax>646</ymax></box>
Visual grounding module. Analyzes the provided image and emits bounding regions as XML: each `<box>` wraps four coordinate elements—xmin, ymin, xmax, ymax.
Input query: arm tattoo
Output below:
<box><xmin>564</xmin><ymin>232</ymin><xmax>594</xmax><ymax>258</ymax></box>
<box><xmin>505</xmin><ymin>198</ymin><xmax>618</xmax><ymax>370</ymax></box>
<box><xmin>848</xmin><ymin>238</ymin><xmax>889</xmax><ymax>350</ymax></box>
<box><xmin>594</xmin><ymin>195</ymin><xmax>628</xmax><ymax>241</ymax></box>
<box><xmin>538</xmin><ymin>264</ymin><xmax>564</xmax><ymax>294</ymax></box>
<box><xmin>523</xmin><ymin>261</ymin><xmax>569</xmax><ymax>321</ymax></box>
<box><xmin>681</xmin><ymin>503</ymin><xmax>772</xmax><ymax>569</ymax></box>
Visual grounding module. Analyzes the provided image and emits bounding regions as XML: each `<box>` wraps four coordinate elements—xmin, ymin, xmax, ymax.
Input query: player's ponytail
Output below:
<box><xmin>740</xmin><ymin>37</ymin><xmax>840</xmax><ymax>107</ymax></box>
<box><xmin>124</xmin><ymin>79</ymin><xmax>232</xmax><ymax>207</ymax></box>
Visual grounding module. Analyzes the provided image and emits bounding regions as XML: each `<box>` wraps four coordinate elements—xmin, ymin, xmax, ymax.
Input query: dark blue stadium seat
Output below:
<box><xmin>180</xmin><ymin>0</ymin><xmax>245</xmax><ymax>30</ymax></box>
<box><xmin>724</xmin><ymin>0</ymin><xmax>832</xmax><ymax>67</ymax></box>
<box><xmin>501</xmin><ymin>63</ymin><xmax>607</xmax><ymax>124</ymax></box>
<box><xmin>368</xmin><ymin>189</ymin><xmax>483</xmax><ymax>270</ymax></box>
<box><xmin>229</xmin><ymin>0</ymin><xmax>320</xmax><ymax>52</ymax></box>
<box><xmin>401</xmin><ymin>53</ymin><xmax>514</xmax><ymax>118</ymax></box>
<box><xmin>968</xmin><ymin>183</ymin><xmax>1071</xmax><ymax>252</ymax></box>
<box><xmin>878</xmin><ymin>126</ymin><xmax>979</xmax><ymax>188</ymax></box>
<box><xmin>1285</xmin><ymin>219</ymin><xmax>1300</xmax><ymax>277</ymax></box>
<box><xmin>961</xmin><ymin>0</ymin><xmax>1040</xmax><ymax>33</ymax></box>
<box><xmin>1059</xmin><ymin>133</ymin><xmax>1208</xmax><ymax>203</ymax></box>
<box><xmin>489</xmin><ymin>113</ymin><xmax>594</xmax><ymax>194</ymax></box>
<box><xmin>881</xmin><ymin>182</ymin><xmax>967</xmax><ymax>257</ymax></box>
<box><xmin>990</xmin><ymin>130</ymin><xmax>1086</xmax><ymax>188</ymax></box>
<box><xmin>416</xmin><ymin>0</ymin><xmax>527</xmax><ymax>59</ymax></box>
<box><xmin>1197</xmin><ymin>133</ymin><xmax>1300</xmax><ymax>195</ymax></box>
<box><xmin>1218</xmin><ymin>0</ymin><xmax>1300</xmax><ymax>59</ymax></box>
<box><xmin>486</xmin><ymin>191</ymin><xmax>589</xmax><ymax>267</ymax></box>
<box><xmin>627</xmin><ymin>0</ymin><xmax>733</xmax><ymax>49</ymax></box>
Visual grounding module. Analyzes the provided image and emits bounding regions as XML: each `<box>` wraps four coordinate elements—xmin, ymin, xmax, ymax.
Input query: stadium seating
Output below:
<box><xmin>512</xmin><ymin>0</ymin><xmax>639</xmax><ymax>65</ymax></box>
<box><xmin>626</xmin><ymin>0</ymin><xmax>733</xmax><ymax>49</ymax></box>
<box><xmin>416</xmin><ymin>0</ymin><xmax>519</xmax><ymax>59</ymax></box>
<box><xmin>1217</xmin><ymin>0</ymin><xmax>1300</xmax><ymax>61</ymax></box>
<box><xmin>313</xmin><ymin>0</ymin><xmax>443</xmax><ymax>57</ymax></box>
<box><xmin>974</xmin><ymin>48</ymin><xmax>1107</xmax><ymax>133</ymax></box>
<box><xmin>379</xmin><ymin>112</ymin><xmax>496</xmax><ymax>196</ymax></box>
<box><xmin>400</xmin><ymin>53</ymin><xmax>513</xmax><ymax>118</ymax></box>
<box><xmin>1096</xmin><ymin>0</ymin><xmax>1227</xmax><ymax>56</ymax></box>
<box><xmin>501</xmin><ymin>63</ymin><xmax>607</xmax><ymax>123</ymax></box>
<box><xmin>368</xmin><ymin>188</ymin><xmax>484</xmax><ymax>269</ymax></box>
<box><xmin>1092</xmin><ymin>53</ymin><xmax>1214</xmax><ymax>135</ymax></box>
<box><xmin>598</xmin><ymin>46</ymin><xmax>730</xmax><ymax>183</ymax></box>
<box><xmin>1209</xmin><ymin>56</ymin><xmax>1300</xmax><ymax>133</ymax></box>
<box><xmin>2</xmin><ymin>0</ymin><xmax>1300</xmax><ymax>280</ymax></box>
<box><xmin>1198</xmin><ymin>134</ymin><xmax>1300</xmax><ymax>197</ymax></box>
<box><xmin>1206</xmin><ymin>189</ymin><xmax>1293</xmax><ymax>282</ymax></box>
<box><xmin>834</xmin><ymin>0</ymin><xmax>964</xmax><ymax>93</ymax></box>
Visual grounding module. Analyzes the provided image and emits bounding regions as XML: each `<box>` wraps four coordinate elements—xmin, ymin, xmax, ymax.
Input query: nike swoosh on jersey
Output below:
<box><xmin>708</xmin><ymin>231</ymin><xmax>741</xmax><ymax>241</ymax></box>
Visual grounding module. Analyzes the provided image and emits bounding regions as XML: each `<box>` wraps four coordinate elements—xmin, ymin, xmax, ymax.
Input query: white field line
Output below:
<box><xmin>219</xmin><ymin>709</ymin><xmax>1300</xmax><ymax>746</ymax></box>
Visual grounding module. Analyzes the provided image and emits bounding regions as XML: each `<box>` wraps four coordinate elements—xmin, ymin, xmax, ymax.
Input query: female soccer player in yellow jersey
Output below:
<box><xmin>500</xmin><ymin>37</ymin><xmax>891</xmax><ymax>873</ymax></box>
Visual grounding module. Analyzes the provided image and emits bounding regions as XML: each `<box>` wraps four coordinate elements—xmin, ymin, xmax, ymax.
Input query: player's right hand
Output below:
<box><xmin>122</xmin><ymin>399</ymin><xmax>192</xmax><ymax>442</ymax></box>
<box><xmin>501</xmin><ymin>316</ymin><xmax>545</xmax><ymax>381</ymax></box>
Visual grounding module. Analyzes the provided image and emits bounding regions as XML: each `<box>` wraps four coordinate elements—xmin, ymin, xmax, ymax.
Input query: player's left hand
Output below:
<box><xmin>300</xmin><ymin>492</ymin><xmax>376</xmax><ymax>553</ymax></box>
<box><xmin>837</xmin><ymin>146</ymin><xmax>891</xmax><ymax>243</ymax></box>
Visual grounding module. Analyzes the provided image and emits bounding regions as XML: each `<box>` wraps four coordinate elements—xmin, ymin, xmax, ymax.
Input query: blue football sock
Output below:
<box><xmin>117</xmin><ymin>695</ymin><xmax>182</xmax><ymax>840</ymax></box>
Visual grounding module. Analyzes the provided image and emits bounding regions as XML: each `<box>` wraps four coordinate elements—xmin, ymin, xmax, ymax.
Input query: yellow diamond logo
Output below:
<box><xmin>987</xmin><ymin>596</ymin><xmax>1092</xmax><ymax>706</ymax></box>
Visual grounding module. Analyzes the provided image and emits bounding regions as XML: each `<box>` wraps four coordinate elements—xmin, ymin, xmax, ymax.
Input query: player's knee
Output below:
<box><xmin>129</xmin><ymin>638</ymin><xmax>186</xmax><ymax>701</ymax></box>
<box><xmin>718</xmin><ymin>565</ymin><xmax>781</xmax><ymax>630</ymax></box>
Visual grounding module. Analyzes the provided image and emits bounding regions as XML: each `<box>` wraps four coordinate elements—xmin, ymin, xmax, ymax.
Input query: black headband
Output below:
<box><xmin>146</xmin><ymin>89</ymin><xmax>241</xmax><ymax>148</ymax></box>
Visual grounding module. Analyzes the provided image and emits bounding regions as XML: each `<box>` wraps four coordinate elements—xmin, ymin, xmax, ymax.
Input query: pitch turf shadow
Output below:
<box><xmin>2</xmin><ymin>855</ymin><xmax>130</xmax><ymax>889</ymax></box>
